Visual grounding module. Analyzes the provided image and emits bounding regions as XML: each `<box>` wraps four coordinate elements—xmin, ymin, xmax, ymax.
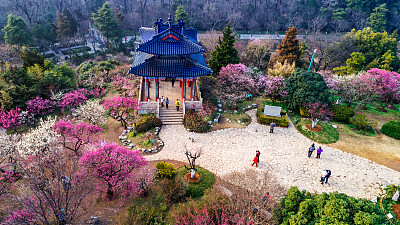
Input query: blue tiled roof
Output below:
<box><xmin>140</xmin><ymin>27</ymin><xmax>156</xmax><ymax>42</ymax></box>
<box><xmin>138</xmin><ymin>28</ymin><xmax>203</xmax><ymax>56</ymax></box>
<box><xmin>183</xmin><ymin>29</ymin><xmax>198</xmax><ymax>43</ymax></box>
<box><xmin>130</xmin><ymin>56</ymin><xmax>213</xmax><ymax>78</ymax></box>
<box><xmin>189</xmin><ymin>53</ymin><xmax>207</xmax><ymax>67</ymax></box>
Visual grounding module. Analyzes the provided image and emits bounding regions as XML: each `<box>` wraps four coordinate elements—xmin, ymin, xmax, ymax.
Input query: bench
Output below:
<box><xmin>214</xmin><ymin>113</ymin><xmax>221</xmax><ymax>123</ymax></box>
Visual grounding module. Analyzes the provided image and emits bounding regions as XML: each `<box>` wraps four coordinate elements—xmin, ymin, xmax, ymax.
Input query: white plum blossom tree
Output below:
<box><xmin>75</xmin><ymin>99</ymin><xmax>107</xmax><ymax>125</ymax></box>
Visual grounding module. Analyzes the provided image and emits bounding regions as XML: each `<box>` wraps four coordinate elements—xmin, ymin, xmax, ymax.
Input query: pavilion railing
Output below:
<box><xmin>138</xmin><ymin>77</ymin><xmax>144</xmax><ymax>103</ymax></box>
<box><xmin>138</xmin><ymin>99</ymin><xmax>158</xmax><ymax>115</ymax></box>
<box><xmin>182</xmin><ymin>99</ymin><xmax>186</xmax><ymax>119</ymax></box>
<box><xmin>183</xmin><ymin>81</ymin><xmax>203</xmax><ymax>112</ymax></box>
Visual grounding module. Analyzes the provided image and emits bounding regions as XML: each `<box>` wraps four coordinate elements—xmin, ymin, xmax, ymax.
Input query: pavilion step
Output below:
<box><xmin>160</xmin><ymin>114</ymin><xmax>183</xmax><ymax>118</ymax></box>
<box><xmin>162</xmin><ymin>121</ymin><xmax>183</xmax><ymax>125</ymax></box>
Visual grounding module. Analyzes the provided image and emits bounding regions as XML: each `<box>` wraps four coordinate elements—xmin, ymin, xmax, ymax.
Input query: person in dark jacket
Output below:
<box><xmin>252</xmin><ymin>151</ymin><xmax>261</xmax><ymax>167</ymax></box>
<box><xmin>308</xmin><ymin>143</ymin><xmax>315</xmax><ymax>158</ymax></box>
<box><xmin>270</xmin><ymin>121</ymin><xmax>276</xmax><ymax>133</ymax></box>
<box><xmin>165</xmin><ymin>97</ymin><xmax>169</xmax><ymax>109</ymax></box>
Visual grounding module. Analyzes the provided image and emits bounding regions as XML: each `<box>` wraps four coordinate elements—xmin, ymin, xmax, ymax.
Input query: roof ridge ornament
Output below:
<box><xmin>168</xmin><ymin>13</ymin><xmax>172</xmax><ymax>27</ymax></box>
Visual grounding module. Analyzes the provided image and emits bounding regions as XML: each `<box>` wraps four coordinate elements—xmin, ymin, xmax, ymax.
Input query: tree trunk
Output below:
<box><xmin>312</xmin><ymin>119</ymin><xmax>318</xmax><ymax>128</ymax></box>
<box><xmin>190</xmin><ymin>169</ymin><xmax>196</xmax><ymax>178</ymax></box>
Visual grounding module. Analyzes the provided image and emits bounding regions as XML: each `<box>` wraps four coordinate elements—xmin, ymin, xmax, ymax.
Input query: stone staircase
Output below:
<box><xmin>159</xmin><ymin>108</ymin><xmax>183</xmax><ymax>125</ymax></box>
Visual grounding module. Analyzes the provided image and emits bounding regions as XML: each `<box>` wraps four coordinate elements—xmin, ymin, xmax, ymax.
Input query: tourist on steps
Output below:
<box><xmin>316</xmin><ymin>146</ymin><xmax>323</xmax><ymax>159</ymax></box>
<box><xmin>165</xmin><ymin>97</ymin><xmax>169</xmax><ymax>109</ymax></box>
<box><xmin>308</xmin><ymin>143</ymin><xmax>315</xmax><ymax>158</ymax></box>
<box><xmin>176</xmin><ymin>99</ymin><xmax>180</xmax><ymax>111</ymax></box>
<box><xmin>161</xmin><ymin>96</ymin><xmax>165</xmax><ymax>107</ymax></box>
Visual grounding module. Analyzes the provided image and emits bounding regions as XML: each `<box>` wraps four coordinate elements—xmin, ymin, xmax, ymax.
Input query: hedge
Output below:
<box><xmin>332</xmin><ymin>104</ymin><xmax>355</xmax><ymax>123</ymax></box>
<box><xmin>257</xmin><ymin>107</ymin><xmax>289</xmax><ymax>127</ymax></box>
<box><xmin>135</xmin><ymin>114</ymin><xmax>162</xmax><ymax>133</ymax></box>
<box><xmin>183</xmin><ymin>110</ymin><xmax>210</xmax><ymax>133</ymax></box>
<box><xmin>382</xmin><ymin>120</ymin><xmax>400</xmax><ymax>140</ymax></box>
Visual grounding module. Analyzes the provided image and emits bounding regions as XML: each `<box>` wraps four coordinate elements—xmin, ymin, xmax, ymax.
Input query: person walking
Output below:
<box><xmin>171</xmin><ymin>78</ymin><xmax>176</xmax><ymax>87</ymax></box>
<box><xmin>316</xmin><ymin>146</ymin><xmax>323</xmax><ymax>159</ymax></box>
<box><xmin>325</xmin><ymin>170</ymin><xmax>331</xmax><ymax>184</ymax></box>
<box><xmin>308</xmin><ymin>143</ymin><xmax>315</xmax><ymax>158</ymax></box>
<box><xmin>252</xmin><ymin>150</ymin><xmax>260</xmax><ymax>167</ymax></box>
<box><xmin>336</xmin><ymin>98</ymin><xmax>342</xmax><ymax>105</ymax></box>
<box><xmin>320</xmin><ymin>170</ymin><xmax>328</xmax><ymax>185</ymax></box>
<box><xmin>175</xmin><ymin>99</ymin><xmax>180</xmax><ymax>111</ymax></box>
<box><xmin>189</xmin><ymin>131</ymin><xmax>194</xmax><ymax>142</ymax></box>
<box><xmin>270</xmin><ymin>121</ymin><xmax>276</xmax><ymax>133</ymax></box>
<box><xmin>160</xmin><ymin>96</ymin><xmax>165</xmax><ymax>108</ymax></box>
<box><xmin>165</xmin><ymin>97</ymin><xmax>169</xmax><ymax>109</ymax></box>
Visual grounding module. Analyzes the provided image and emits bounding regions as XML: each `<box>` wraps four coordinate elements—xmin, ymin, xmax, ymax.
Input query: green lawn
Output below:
<box><xmin>291</xmin><ymin>114</ymin><xmax>340</xmax><ymax>144</ymax></box>
<box><xmin>175</xmin><ymin>166</ymin><xmax>215</xmax><ymax>199</ymax></box>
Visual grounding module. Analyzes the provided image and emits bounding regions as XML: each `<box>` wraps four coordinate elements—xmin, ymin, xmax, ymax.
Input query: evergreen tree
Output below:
<box><xmin>62</xmin><ymin>8</ymin><xmax>78</xmax><ymax>35</ymax></box>
<box><xmin>20</xmin><ymin>48</ymin><xmax>45</xmax><ymax>69</ymax></box>
<box><xmin>368</xmin><ymin>3</ymin><xmax>388</xmax><ymax>32</ymax></box>
<box><xmin>273</xmin><ymin>26</ymin><xmax>301</xmax><ymax>66</ymax></box>
<box><xmin>91</xmin><ymin>2</ymin><xmax>123</xmax><ymax>46</ymax></box>
<box><xmin>209</xmin><ymin>21</ymin><xmax>239</xmax><ymax>75</ymax></box>
<box><xmin>175</xmin><ymin>5</ymin><xmax>189</xmax><ymax>25</ymax></box>
<box><xmin>57</xmin><ymin>12</ymin><xmax>72</xmax><ymax>40</ymax></box>
<box><xmin>2</xmin><ymin>14</ymin><xmax>32</xmax><ymax>46</ymax></box>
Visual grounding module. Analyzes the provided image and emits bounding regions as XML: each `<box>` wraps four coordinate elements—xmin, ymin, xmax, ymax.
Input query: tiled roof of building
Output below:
<box><xmin>130</xmin><ymin>56</ymin><xmax>212</xmax><ymax>78</ymax></box>
<box><xmin>138</xmin><ymin>28</ymin><xmax>203</xmax><ymax>56</ymax></box>
<box><xmin>139</xmin><ymin>27</ymin><xmax>156</xmax><ymax>42</ymax></box>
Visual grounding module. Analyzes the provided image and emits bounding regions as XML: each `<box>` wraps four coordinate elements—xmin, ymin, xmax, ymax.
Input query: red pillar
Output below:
<box><xmin>181</xmin><ymin>79</ymin><xmax>184</xmax><ymax>99</ymax></box>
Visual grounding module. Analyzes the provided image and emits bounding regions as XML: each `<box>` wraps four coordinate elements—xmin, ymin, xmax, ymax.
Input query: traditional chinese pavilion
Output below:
<box><xmin>129</xmin><ymin>17</ymin><xmax>212</xmax><ymax>105</ymax></box>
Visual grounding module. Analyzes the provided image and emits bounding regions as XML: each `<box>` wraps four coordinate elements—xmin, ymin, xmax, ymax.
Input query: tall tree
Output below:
<box><xmin>2</xmin><ymin>14</ymin><xmax>31</xmax><ymax>46</ymax></box>
<box><xmin>91</xmin><ymin>2</ymin><xmax>123</xmax><ymax>47</ymax></box>
<box><xmin>272</xmin><ymin>26</ymin><xmax>301</xmax><ymax>66</ymax></box>
<box><xmin>209</xmin><ymin>21</ymin><xmax>239</xmax><ymax>75</ymax></box>
<box><xmin>62</xmin><ymin>8</ymin><xmax>78</xmax><ymax>35</ymax></box>
<box><xmin>175</xmin><ymin>5</ymin><xmax>189</xmax><ymax>25</ymax></box>
<box><xmin>56</xmin><ymin>12</ymin><xmax>72</xmax><ymax>40</ymax></box>
<box><xmin>368</xmin><ymin>3</ymin><xmax>388</xmax><ymax>32</ymax></box>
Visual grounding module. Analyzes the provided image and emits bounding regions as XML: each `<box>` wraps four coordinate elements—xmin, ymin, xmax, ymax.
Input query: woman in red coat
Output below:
<box><xmin>252</xmin><ymin>151</ymin><xmax>260</xmax><ymax>167</ymax></box>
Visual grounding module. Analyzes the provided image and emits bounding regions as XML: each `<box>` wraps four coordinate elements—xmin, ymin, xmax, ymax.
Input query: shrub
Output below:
<box><xmin>299</xmin><ymin>107</ymin><xmax>310</xmax><ymax>117</ymax></box>
<box><xmin>135</xmin><ymin>114</ymin><xmax>162</xmax><ymax>133</ymax></box>
<box><xmin>183</xmin><ymin>110</ymin><xmax>210</xmax><ymax>133</ymax></box>
<box><xmin>382</xmin><ymin>120</ymin><xmax>400</xmax><ymax>140</ymax></box>
<box><xmin>332</xmin><ymin>105</ymin><xmax>355</xmax><ymax>123</ymax></box>
<box><xmin>350</xmin><ymin>114</ymin><xmax>377</xmax><ymax>131</ymax></box>
<box><xmin>257</xmin><ymin>107</ymin><xmax>289</xmax><ymax>127</ymax></box>
<box><xmin>155</xmin><ymin>161</ymin><xmax>175</xmax><ymax>179</ymax></box>
<box><xmin>161</xmin><ymin>176</ymin><xmax>189</xmax><ymax>204</ymax></box>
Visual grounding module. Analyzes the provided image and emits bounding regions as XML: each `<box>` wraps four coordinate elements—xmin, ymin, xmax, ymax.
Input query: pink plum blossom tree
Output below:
<box><xmin>258</xmin><ymin>75</ymin><xmax>287</xmax><ymax>105</ymax></box>
<box><xmin>217</xmin><ymin>64</ymin><xmax>256</xmax><ymax>96</ymax></box>
<box><xmin>58</xmin><ymin>89</ymin><xmax>88</xmax><ymax>112</ymax></box>
<box><xmin>26</xmin><ymin>97</ymin><xmax>55</xmax><ymax>117</ymax></box>
<box><xmin>103</xmin><ymin>96</ymin><xmax>140</xmax><ymax>129</ymax></box>
<box><xmin>111</xmin><ymin>75</ymin><xmax>135</xmax><ymax>97</ymax></box>
<box><xmin>0</xmin><ymin>108</ymin><xmax>21</xmax><ymax>132</ymax></box>
<box><xmin>360</xmin><ymin>68</ymin><xmax>400</xmax><ymax>111</ymax></box>
<box><xmin>79</xmin><ymin>142</ymin><xmax>147</xmax><ymax>200</ymax></box>
<box><xmin>307</xmin><ymin>102</ymin><xmax>334</xmax><ymax>128</ymax></box>
<box><xmin>54</xmin><ymin>120</ymin><xmax>104</xmax><ymax>156</ymax></box>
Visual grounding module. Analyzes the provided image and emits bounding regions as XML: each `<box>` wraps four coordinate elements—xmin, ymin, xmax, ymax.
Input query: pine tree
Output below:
<box><xmin>57</xmin><ymin>12</ymin><xmax>72</xmax><ymax>40</ymax></box>
<box><xmin>2</xmin><ymin>14</ymin><xmax>32</xmax><ymax>46</ymax></box>
<box><xmin>273</xmin><ymin>26</ymin><xmax>301</xmax><ymax>66</ymax></box>
<box><xmin>209</xmin><ymin>21</ymin><xmax>239</xmax><ymax>75</ymax></box>
<box><xmin>62</xmin><ymin>8</ymin><xmax>78</xmax><ymax>34</ymax></box>
<box><xmin>91</xmin><ymin>2</ymin><xmax>123</xmax><ymax>46</ymax></box>
<box><xmin>175</xmin><ymin>5</ymin><xmax>189</xmax><ymax>25</ymax></box>
<box><xmin>368</xmin><ymin>3</ymin><xmax>388</xmax><ymax>32</ymax></box>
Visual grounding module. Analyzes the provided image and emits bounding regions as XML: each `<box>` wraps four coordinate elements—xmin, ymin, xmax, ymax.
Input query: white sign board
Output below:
<box><xmin>392</xmin><ymin>191</ymin><xmax>400</xmax><ymax>201</ymax></box>
<box><xmin>263</xmin><ymin>105</ymin><xmax>281</xmax><ymax>117</ymax></box>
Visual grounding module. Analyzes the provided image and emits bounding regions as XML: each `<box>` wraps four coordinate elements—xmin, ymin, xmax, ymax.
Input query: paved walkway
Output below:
<box><xmin>145</xmin><ymin>109</ymin><xmax>400</xmax><ymax>199</ymax></box>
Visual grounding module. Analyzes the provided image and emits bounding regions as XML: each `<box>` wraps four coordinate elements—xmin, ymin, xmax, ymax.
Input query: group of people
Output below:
<box><xmin>308</xmin><ymin>143</ymin><xmax>332</xmax><ymax>185</ymax></box>
<box><xmin>160</xmin><ymin>96</ymin><xmax>181</xmax><ymax>111</ymax></box>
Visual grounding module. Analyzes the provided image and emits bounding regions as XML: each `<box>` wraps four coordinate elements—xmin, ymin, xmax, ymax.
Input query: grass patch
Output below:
<box><xmin>176</xmin><ymin>166</ymin><xmax>215</xmax><ymax>199</ymax></box>
<box><xmin>222</xmin><ymin>111</ymin><xmax>251</xmax><ymax>125</ymax></box>
<box><xmin>291</xmin><ymin>114</ymin><xmax>339</xmax><ymax>144</ymax></box>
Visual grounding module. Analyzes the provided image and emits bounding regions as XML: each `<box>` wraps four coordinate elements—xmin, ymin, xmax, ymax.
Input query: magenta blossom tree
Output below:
<box><xmin>360</xmin><ymin>68</ymin><xmax>400</xmax><ymax>111</ymax></box>
<box><xmin>258</xmin><ymin>75</ymin><xmax>287</xmax><ymax>105</ymax></box>
<box><xmin>58</xmin><ymin>89</ymin><xmax>88</xmax><ymax>112</ymax></box>
<box><xmin>103</xmin><ymin>96</ymin><xmax>140</xmax><ymax>129</ymax></box>
<box><xmin>53</xmin><ymin>120</ymin><xmax>104</xmax><ymax>155</ymax></box>
<box><xmin>0</xmin><ymin>108</ymin><xmax>21</xmax><ymax>132</ymax></box>
<box><xmin>217</xmin><ymin>64</ymin><xmax>256</xmax><ymax>96</ymax></box>
<box><xmin>307</xmin><ymin>102</ymin><xmax>334</xmax><ymax>128</ymax></box>
<box><xmin>79</xmin><ymin>142</ymin><xmax>147</xmax><ymax>200</ymax></box>
<box><xmin>26</xmin><ymin>97</ymin><xmax>55</xmax><ymax>116</ymax></box>
<box><xmin>111</xmin><ymin>75</ymin><xmax>135</xmax><ymax>97</ymax></box>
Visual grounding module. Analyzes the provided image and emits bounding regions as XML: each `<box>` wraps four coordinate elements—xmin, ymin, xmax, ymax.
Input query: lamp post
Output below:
<box><xmin>308</xmin><ymin>49</ymin><xmax>317</xmax><ymax>72</ymax></box>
